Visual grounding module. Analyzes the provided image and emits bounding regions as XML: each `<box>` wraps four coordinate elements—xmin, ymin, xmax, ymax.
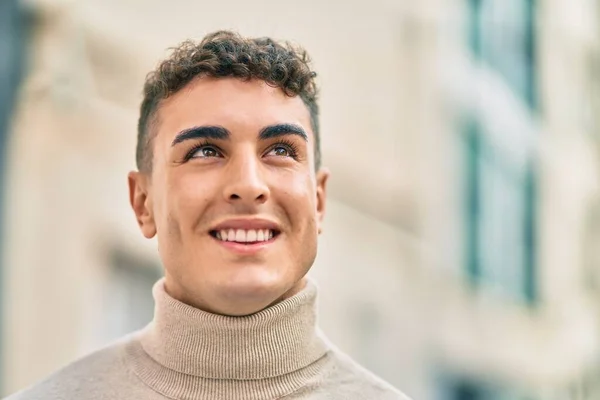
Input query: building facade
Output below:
<box><xmin>1</xmin><ymin>0</ymin><xmax>600</xmax><ymax>399</ymax></box>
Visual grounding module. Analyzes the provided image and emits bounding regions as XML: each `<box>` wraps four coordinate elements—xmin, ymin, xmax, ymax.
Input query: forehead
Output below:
<box><xmin>156</xmin><ymin>77</ymin><xmax>313</xmax><ymax>140</ymax></box>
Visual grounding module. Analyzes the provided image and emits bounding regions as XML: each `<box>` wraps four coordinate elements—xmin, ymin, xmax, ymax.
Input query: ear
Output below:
<box><xmin>315</xmin><ymin>168</ymin><xmax>330</xmax><ymax>235</ymax></box>
<box><xmin>128</xmin><ymin>171</ymin><xmax>157</xmax><ymax>239</ymax></box>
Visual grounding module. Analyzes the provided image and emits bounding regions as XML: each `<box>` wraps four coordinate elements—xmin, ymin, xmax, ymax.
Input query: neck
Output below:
<box><xmin>163</xmin><ymin>276</ymin><xmax>309</xmax><ymax>316</ymax></box>
<box><xmin>138</xmin><ymin>277</ymin><xmax>327</xmax><ymax>379</ymax></box>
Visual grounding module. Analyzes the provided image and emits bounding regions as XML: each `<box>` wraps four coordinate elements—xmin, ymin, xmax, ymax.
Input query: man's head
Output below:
<box><xmin>128</xmin><ymin>31</ymin><xmax>329</xmax><ymax>316</ymax></box>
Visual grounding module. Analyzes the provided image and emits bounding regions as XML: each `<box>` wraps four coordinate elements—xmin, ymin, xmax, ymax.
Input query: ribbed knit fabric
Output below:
<box><xmin>4</xmin><ymin>279</ymin><xmax>411</xmax><ymax>400</ymax></box>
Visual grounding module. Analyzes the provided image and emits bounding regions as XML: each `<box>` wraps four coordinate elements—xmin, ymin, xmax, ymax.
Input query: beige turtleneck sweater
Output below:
<box><xmin>4</xmin><ymin>279</ymin><xmax>410</xmax><ymax>400</ymax></box>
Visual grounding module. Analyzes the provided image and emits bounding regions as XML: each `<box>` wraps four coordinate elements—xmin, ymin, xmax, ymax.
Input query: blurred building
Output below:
<box><xmin>1</xmin><ymin>0</ymin><xmax>600</xmax><ymax>399</ymax></box>
<box><xmin>0</xmin><ymin>0</ymin><xmax>29</xmax><ymax>394</ymax></box>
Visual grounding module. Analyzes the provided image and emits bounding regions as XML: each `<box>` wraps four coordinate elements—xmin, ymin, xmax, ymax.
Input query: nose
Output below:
<box><xmin>222</xmin><ymin>152</ymin><xmax>270</xmax><ymax>205</ymax></box>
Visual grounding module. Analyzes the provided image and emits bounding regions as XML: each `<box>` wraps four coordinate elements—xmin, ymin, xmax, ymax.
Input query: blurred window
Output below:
<box><xmin>465</xmin><ymin>121</ymin><xmax>537</xmax><ymax>304</ymax></box>
<box><xmin>95</xmin><ymin>248</ymin><xmax>162</xmax><ymax>346</ymax></box>
<box><xmin>464</xmin><ymin>0</ymin><xmax>538</xmax><ymax>305</ymax></box>
<box><xmin>452</xmin><ymin>380</ymin><xmax>487</xmax><ymax>400</ymax></box>
<box><xmin>468</xmin><ymin>0</ymin><xmax>537</xmax><ymax>109</ymax></box>
<box><xmin>583</xmin><ymin>201</ymin><xmax>600</xmax><ymax>293</ymax></box>
<box><xmin>440</xmin><ymin>377</ymin><xmax>538</xmax><ymax>400</ymax></box>
<box><xmin>586</xmin><ymin>51</ymin><xmax>600</xmax><ymax>136</ymax></box>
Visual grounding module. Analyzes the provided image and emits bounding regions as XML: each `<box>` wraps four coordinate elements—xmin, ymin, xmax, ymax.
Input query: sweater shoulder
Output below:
<box><xmin>326</xmin><ymin>349</ymin><xmax>411</xmax><ymax>400</ymax></box>
<box><xmin>2</xmin><ymin>334</ymin><xmax>153</xmax><ymax>400</ymax></box>
<box><xmin>285</xmin><ymin>348</ymin><xmax>412</xmax><ymax>400</ymax></box>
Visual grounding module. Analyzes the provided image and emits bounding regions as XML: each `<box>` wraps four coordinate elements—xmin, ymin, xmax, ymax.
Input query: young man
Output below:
<box><xmin>5</xmin><ymin>31</ymin><xmax>410</xmax><ymax>400</ymax></box>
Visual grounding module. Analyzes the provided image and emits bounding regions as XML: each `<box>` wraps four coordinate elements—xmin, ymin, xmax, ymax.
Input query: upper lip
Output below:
<box><xmin>209</xmin><ymin>218</ymin><xmax>281</xmax><ymax>232</ymax></box>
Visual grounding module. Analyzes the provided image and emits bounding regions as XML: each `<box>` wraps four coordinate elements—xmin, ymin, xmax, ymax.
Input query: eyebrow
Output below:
<box><xmin>259</xmin><ymin>123</ymin><xmax>308</xmax><ymax>141</ymax></box>
<box><xmin>171</xmin><ymin>123</ymin><xmax>308</xmax><ymax>146</ymax></box>
<box><xmin>171</xmin><ymin>126</ymin><xmax>230</xmax><ymax>146</ymax></box>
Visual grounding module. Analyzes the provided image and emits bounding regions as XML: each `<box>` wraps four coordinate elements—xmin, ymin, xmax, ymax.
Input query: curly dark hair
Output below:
<box><xmin>136</xmin><ymin>30</ymin><xmax>320</xmax><ymax>173</ymax></box>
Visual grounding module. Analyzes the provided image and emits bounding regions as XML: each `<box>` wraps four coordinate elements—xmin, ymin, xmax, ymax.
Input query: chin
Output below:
<box><xmin>212</xmin><ymin>267</ymin><xmax>293</xmax><ymax>310</ymax></box>
<box><xmin>222</xmin><ymin>267</ymin><xmax>285</xmax><ymax>296</ymax></box>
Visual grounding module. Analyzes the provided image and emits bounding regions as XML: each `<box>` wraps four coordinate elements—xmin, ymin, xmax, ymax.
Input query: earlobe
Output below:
<box><xmin>128</xmin><ymin>171</ymin><xmax>157</xmax><ymax>239</ymax></box>
<box><xmin>315</xmin><ymin>168</ymin><xmax>330</xmax><ymax>234</ymax></box>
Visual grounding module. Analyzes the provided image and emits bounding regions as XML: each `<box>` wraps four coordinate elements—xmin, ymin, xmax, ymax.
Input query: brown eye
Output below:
<box><xmin>268</xmin><ymin>145</ymin><xmax>291</xmax><ymax>157</ymax></box>
<box><xmin>191</xmin><ymin>146</ymin><xmax>221</xmax><ymax>159</ymax></box>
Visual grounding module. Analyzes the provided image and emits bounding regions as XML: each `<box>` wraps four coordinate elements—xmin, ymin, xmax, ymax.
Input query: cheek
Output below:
<box><xmin>276</xmin><ymin>172</ymin><xmax>318</xmax><ymax>224</ymax></box>
<box><xmin>163</xmin><ymin>171</ymin><xmax>217</xmax><ymax>228</ymax></box>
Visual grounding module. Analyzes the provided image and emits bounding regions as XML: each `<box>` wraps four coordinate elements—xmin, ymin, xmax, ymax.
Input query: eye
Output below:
<box><xmin>190</xmin><ymin>145</ymin><xmax>222</xmax><ymax>159</ymax></box>
<box><xmin>266</xmin><ymin>143</ymin><xmax>297</xmax><ymax>158</ymax></box>
<box><xmin>269</xmin><ymin>146</ymin><xmax>291</xmax><ymax>157</ymax></box>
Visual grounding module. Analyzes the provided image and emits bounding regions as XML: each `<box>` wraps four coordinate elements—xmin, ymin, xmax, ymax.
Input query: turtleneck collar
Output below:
<box><xmin>125</xmin><ymin>278</ymin><xmax>331</xmax><ymax>400</ymax></box>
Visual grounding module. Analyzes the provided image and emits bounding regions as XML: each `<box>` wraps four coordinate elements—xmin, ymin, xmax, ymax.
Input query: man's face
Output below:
<box><xmin>128</xmin><ymin>77</ymin><xmax>328</xmax><ymax>316</ymax></box>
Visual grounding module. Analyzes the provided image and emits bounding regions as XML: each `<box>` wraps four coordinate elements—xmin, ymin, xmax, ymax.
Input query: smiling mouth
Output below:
<box><xmin>209</xmin><ymin>229</ymin><xmax>281</xmax><ymax>244</ymax></box>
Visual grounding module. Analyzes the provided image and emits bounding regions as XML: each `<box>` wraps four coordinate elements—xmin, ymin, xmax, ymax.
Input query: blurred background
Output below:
<box><xmin>1</xmin><ymin>0</ymin><xmax>600</xmax><ymax>399</ymax></box>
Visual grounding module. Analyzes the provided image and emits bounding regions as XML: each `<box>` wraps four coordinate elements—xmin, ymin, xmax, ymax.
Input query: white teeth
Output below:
<box><xmin>235</xmin><ymin>229</ymin><xmax>245</xmax><ymax>242</ymax></box>
<box><xmin>215</xmin><ymin>229</ymin><xmax>275</xmax><ymax>242</ymax></box>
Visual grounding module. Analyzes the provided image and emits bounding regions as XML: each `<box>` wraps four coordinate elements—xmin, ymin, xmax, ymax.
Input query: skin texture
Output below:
<box><xmin>128</xmin><ymin>77</ymin><xmax>329</xmax><ymax>316</ymax></box>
